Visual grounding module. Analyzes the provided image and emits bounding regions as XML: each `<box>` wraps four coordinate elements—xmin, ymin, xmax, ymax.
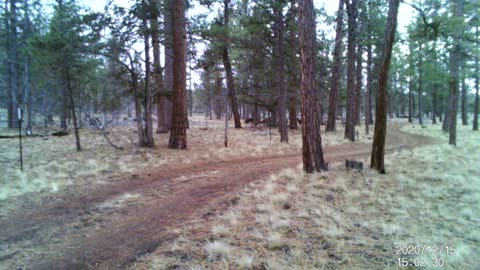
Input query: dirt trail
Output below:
<box><xmin>0</xmin><ymin>125</ymin><xmax>433</xmax><ymax>270</ymax></box>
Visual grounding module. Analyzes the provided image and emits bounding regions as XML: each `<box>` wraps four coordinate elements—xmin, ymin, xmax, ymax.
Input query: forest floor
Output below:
<box><xmin>0</xmin><ymin>117</ymin><xmax>478</xmax><ymax>270</ymax></box>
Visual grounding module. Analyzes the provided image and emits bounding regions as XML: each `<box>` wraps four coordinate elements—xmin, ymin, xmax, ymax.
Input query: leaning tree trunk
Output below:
<box><xmin>168</xmin><ymin>0</ymin><xmax>188</xmax><ymax>149</ymax></box>
<box><xmin>273</xmin><ymin>0</ymin><xmax>288</xmax><ymax>142</ymax></box>
<box><xmin>222</xmin><ymin>0</ymin><xmax>242</xmax><ymax>129</ymax></box>
<box><xmin>448</xmin><ymin>0</ymin><xmax>463</xmax><ymax>146</ymax></box>
<box><xmin>344</xmin><ymin>0</ymin><xmax>358</xmax><ymax>141</ymax></box>
<box><xmin>299</xmin><ymin>0</ymin><xmax>328</xmax><ymax>173</ymax></box>
<box><xmin>326</xmin><ymin>0</ymin><xmax>345</xmax><ymax>132</ymax></box>
<box><xmin>370</xmin><ymin>0</ymin><xmax>399</xmax><ymax>173</ymax></box>
<box><xmin>474</xmin><ymin>25</ymin><xmax>479</xmax><ymax>131</ymax></box>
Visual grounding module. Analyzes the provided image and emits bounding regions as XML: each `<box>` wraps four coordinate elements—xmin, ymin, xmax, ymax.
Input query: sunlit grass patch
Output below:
<box><xmin>204</xmin><ymin>240</ymin><xmax>231</xmax><ymax>261</ymax></box>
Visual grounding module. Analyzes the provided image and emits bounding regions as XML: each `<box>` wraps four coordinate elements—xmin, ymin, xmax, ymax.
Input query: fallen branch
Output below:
<box><xmin>82</xmin><ymin>116</ymin><xmax>124</xmax><ymax>150</ymax></box>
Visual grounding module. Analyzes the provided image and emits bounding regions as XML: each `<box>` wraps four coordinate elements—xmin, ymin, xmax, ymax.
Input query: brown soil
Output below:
<box><xmin>0</xmin><ymin>125</ymin><xmax>434</xmax><ymax>270</ymax></box>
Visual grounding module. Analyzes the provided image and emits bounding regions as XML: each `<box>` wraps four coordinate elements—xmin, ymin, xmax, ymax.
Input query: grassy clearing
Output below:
<box><xmin>0</xmin><ymin>115</ymin><xmax>371</xmax><ymax>202</ymax></box>
<box><xmin>133</xmin><ymin>123</ymin><xmax>479</xmax><ymax>270</ymax></box>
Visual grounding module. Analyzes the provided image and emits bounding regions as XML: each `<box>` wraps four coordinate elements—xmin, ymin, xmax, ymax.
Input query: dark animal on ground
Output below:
<box><xmin>52</xmin><ymin>130</ymin><xmax>70</xmax><ymax>137</ymax></box>
<box><xmin>345</xmin><ymin>159</ymin><xmax>363</xmax><ymax>171</ymax></box>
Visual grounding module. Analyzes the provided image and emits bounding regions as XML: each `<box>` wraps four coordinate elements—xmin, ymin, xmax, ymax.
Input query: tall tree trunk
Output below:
<box><xmin>8</xmin><ymin>0</ymin><xmax>19</xmax><ymax>129</ymax></box>
<box><xmin>23</xmin><ymin>0</ymin><xmax>32</xmax><ymax>132</ymax></box>
<box><xmin>142</xmin><ymin>2</ymin><xmax>154</xmax><ymax>147</ymax></box>
<box><xmin>432</xmin><ymin>89</ymin><xmax>437</xmax><ymax>124</ymax></box>
<box><xmin>408</xmin><ymin>80</ymin><xmax>413</xmax><ymax>123</ymax></box>
<box><xmin>222</xmin><ymin>0</ymin><xmax>242</xmax><ymax>129</ymax></box>
<box><xmin>418</xmin><ymin>45</ymin><xmax>423</xmax><ymax>125</ymax></box>
<box><xmin>448</xmin><ymin>0</ymin><xmax>463</xmax><ymax>146</ymax></box>
<box><xmin>158</xmin><ymin>0</ymin><xmax>173</xmax><ymax>133</ymax></box>
<box><xmin>273</xmin><ymin>0</ymin><xmax>288</xmax><ymax>142</ymax></box>
<box><xmin>287</xmin><ymin>0</ymin><xmax>299</xmax><ymax>130</ymax></box>
<box><xmin>151</xmin><ymin>0</ymin><xmax>166</xmax><ymax>134</ymax></box>
<box><xmin>288</xmin><ymin>99</ymin><xmax>298</xmax><ymax>129</ymax></box>
<box><xmin>461</xmin><ymin>70</ymin><xmax>468</xmax><ymax>125</ymax></box>
<box><xmin>254</xmin><ymin>84</ymin><xmax>260</xmax><ymax>125</ymax></box>
<box><xmin>442</xmin><ymin>94</ymin><xmax>451</xmax><ymax>131</ymax></box>
<box><xmin>370</xmin><ymin>0</ymin><xmax>399</xmax><ymax>173</ymax></box>
<box><xmin>299</xmin><ymin>0</ymin><xmax>328</xmax><ymax>173</ymax></box>
<box><xmin>61</xmin><ymin>89</ymin><xmax>68</xmax><ymax>129</ymax></box>
<box><xmin>432</xmin><ymin>41</ymin><xmax>438</xmax><ymax>125</ymax></box>
<box><xmin>326</xmin><ymin>0</ymin><xmax>345</xmax><ymax>132</ymax></box>
<box><xmin>344</xmin><ymin>0</ymin><xmax>358</xmax><ymax>141</ymax></box>
<box><xmin>65</xmin><ymin>67</ymin><xmax>81</xmax><ymax>151</ymax></box>
<box><xmin>168</xmin><ymin>0</ymin><xmax>187</xmax><ymax>149</ymax></box>
<box><xmin>366</xmin><ymin>34</ymin><xmax>373</xmax><ymax>130</ymax></box>
<box><xmin>354</xmin><ymin>42</ymin><xmax>363</xmax><ymax>125</ymax></box>
<box><xmin>474</xmin><ymin>25</ymin><xmax>479</xmax><ymax>131</ymax></box>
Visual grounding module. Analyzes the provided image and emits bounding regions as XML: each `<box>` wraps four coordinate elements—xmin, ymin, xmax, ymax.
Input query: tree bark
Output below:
<box><xmin>448</xmin><ymin>0</ymin><xmax>463</xmax><ymax>146</ymax></box>
<box><xmin>142</xmin><ymin>1</ymin><xmax>154</xmax><ymax>147</ymax></box>
<box><xmin>432</xmin><ymin>42</ymin><xmax>438</xmax><ymax>125</ymax></box>
<box><xmin>344</xmin><ymin>0</ymin><xmax>358</xmax><ymax>141</ymax></box>
<box><xmin>23</xmin><ymin>0</ymin><xmax>32</xmax><ymax>133</ymax></box>
<box><xmin>65</xmin><ymin>67</ymin><xmax>81</xmax><ymax>151</ymax></box>
<box><xmin>222</xmin><ymin>0</ymin><xmax>242</xmax><ymax>129</ymax></box>
<box><xmin>151</xmin><ymin>0</ymin><xmax>166</xmax><ymax>135</ymax></box>
<box><xmin>461</xmin><ymin>70</ymin><xmax>468</xmax><ymax>125</ymax></box>
<box><xmin>8</xmin><ymin>0</ymin><xmax>19</xmax><ymax>129</ymax></box>
<box><xmin>287</xmin><ymin>0</ymin><xmax>299</xmax><ymax>130</ymax></box>
<box><xmin>418</xmin><ymin>45</ymin><xmax>423</xmax><ymax>125</ymax></box>
<box><xmin>273</xmin><ymin>0</ymin><xmax>288</xmax><ymax>142</ymax></box>
<box><xmin>326</xmin><ymin>0</ymin><xmax>345</xmax><ymax>132</ymax></box>
<box><xmin>168</xmin><ymin>0</ymin><xmax>187</xmax><ymax>149</ymax></box>
<box><xmin>354</xmin><ymin>42</ymin><xmax>363</xmax><ymax>125</ymax></box>
<box><xmin>370</xmin><ymin>0</ymin><xmax>399</xmax><ymax>173</ymax></box>
<box><xmin>442</xmin><ymin>94</ymin><xmax>451</xmax><ymax>131</ymax></box>
<box><xmin>474</xmin><ymin>25</ymin><xmax>479</xmax><ymax>131</ymax></box>
<box><xmin>158</xmin><ymin>0</ymin><xmax>173</xmax><ymax>133</ymax></box>
<box><xmin>408</xmin><ymin>80</ymin><xmax>413</xmax><ymax>123</ymax></box>
<box><xmin>366</xmin><ymin>26</ymin><xmax>373</xmax><ymax>132</ymax></box>
<box><xmin>432</xmin><ymin>90</ymin><xmax>437</xmax><ymax>124</ymax></box>
<box><xmin>299</xmin><ymin>0</ymin><xmax>328</xmax><ymax>173</ymax></box>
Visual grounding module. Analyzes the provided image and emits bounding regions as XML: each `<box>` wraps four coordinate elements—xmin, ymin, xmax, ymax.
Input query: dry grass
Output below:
<box><xmin>0</xmin><ymin>115</ymin><xmax>370</xmax><ymax>202</ymax></box>
<box><xmin>134</xmin><ymin>122</ymin><xmax>479</xmax><ymax>270</ymax></box>
<box><xmin>0</xmin><ymin>115</ymin><xmax>370</xmax><ymax>204</ymax></box>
